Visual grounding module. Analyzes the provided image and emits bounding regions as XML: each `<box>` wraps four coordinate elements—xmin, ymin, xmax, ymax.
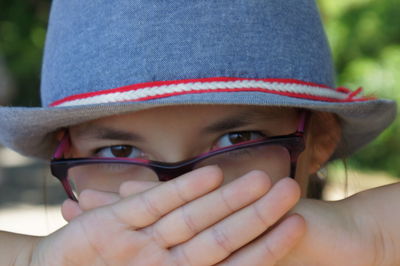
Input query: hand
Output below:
<box><xmin>36</xmin><ymin>166</ymin><xmax>304</xmax><ymax>266</ymax></box>
<box><xmin>276</xmin><ymin>197</ymin><xmax>382</xmax><ymax>266</ymax></box>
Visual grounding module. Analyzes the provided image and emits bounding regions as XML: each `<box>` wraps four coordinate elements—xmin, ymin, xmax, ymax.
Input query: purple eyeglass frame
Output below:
<box><xmin>51</xmin><ymin>112</ymin><xmax>307</xmax><ymax>201</ymax></box>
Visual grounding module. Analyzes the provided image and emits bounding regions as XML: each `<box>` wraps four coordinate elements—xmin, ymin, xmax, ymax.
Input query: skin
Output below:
<box><xmin>55</xmin><ymin>105</ymin><xmax>320</xmax><ymax>265</ymax></box>
<box><xmin>68</xmin><ymin>106</ymin><xmax>301</xmax><ymax>188</ymax></box>
<box><xmin>2</xmin><ymin>105</ymin><xmax>398</xmax><ymax>265</ymax></box>
<box><xmin>45</xmin><ymin>105</ymin><xmax>309</xmax><ymax>265</ymax></box>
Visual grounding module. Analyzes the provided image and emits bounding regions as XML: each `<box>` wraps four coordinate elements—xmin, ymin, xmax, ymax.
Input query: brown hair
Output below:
<box><xmin>305</xmin><ymin>111</ymin><xmax>342</xmax><ymax>198</ymax></box>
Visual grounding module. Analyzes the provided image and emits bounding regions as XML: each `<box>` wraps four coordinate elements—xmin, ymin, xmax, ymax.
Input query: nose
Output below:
<box><xmin>157</xmin><ymin>164</ymin><xmax>195</xmax><ymax>181</ymax></box>
<box><xmin>151</xmin><ymin>142</ymin><xmax>199</xmax><ymax>164</ymax></box>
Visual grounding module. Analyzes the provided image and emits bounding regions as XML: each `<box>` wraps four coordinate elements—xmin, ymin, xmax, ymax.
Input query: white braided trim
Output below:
<box><xmin>55</xmin><ymin>80</ymin><xmax>353</xmax><ymax>107</ymax></box>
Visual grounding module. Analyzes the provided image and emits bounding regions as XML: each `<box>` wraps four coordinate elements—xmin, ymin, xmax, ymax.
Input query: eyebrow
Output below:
<box><xmin>201</xmin><ymin>109</ymin><xmax>281</xmax><ymax>134</ymax></box>
<box><xmin>74</xmin><ymin>108</ymin><xmax>285</xmax><ymax>141</ymax></box>
<box><xmin>74</xmin><ymin>125</ymin><xmax>144</xmax><ymax>142</ymax></box>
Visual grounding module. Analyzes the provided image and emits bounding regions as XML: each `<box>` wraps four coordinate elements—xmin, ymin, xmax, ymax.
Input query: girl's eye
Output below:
<box><xmin>215</xmin><ymin>131</ymin><xmax>265</xmax><ymax>148</ymax></box>
<box><xmin>95</xmin><ymin>145</ymin><xmax>144</xmax><ymax>158</ymax></box>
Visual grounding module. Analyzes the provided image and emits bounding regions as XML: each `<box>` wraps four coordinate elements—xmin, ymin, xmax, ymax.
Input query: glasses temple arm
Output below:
<box><xmin>52</xmin><ymin>131</ymin><xmax>71</xmax><ymax>159</ymax></box>
<box><xmin>296</xmin><ymin>111</ymin><xmax>308</xmax><ymax>133</ymax></box>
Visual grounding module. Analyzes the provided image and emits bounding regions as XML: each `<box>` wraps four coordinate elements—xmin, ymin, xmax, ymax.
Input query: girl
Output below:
<box><xmin>0</xmin><ymin>0</ymin><xmax>398</xmax><ymax>265</ymax></box>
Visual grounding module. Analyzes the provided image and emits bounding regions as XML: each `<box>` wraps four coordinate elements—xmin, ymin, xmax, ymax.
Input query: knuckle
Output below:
<box><xmin>219</xmin><ymin>188</ymin><xmax>235</xmax><ymax>213</ymax></box>
<box><xmin>140</xmin><ymin>193</ymin><xmax>163</xmax><ymax>219</ymax></box>
<box><xmin>172</xmin><ymin>179</ymin><xmax>190</xmax><ymax>204</ymax></box>
<box><xmin>171</xmin><ymin>246</ymin><xmax>194</xmax><ymax>266</ymax></box>
<box><xmin>211</xmin><ymin>226</ymin><xmax>235</xmax><ymax>255</ymax></box>
<box><xmin>110</xmin><ymin>204</ymin><xmax>134</xmax><ymax>228</ymax></box>
<box><xmin>252</xmin><ymin>204</ymin><xmax>273</xmax><ymax>228</ymax></box>
<box><xmin>146</xmin><ymin>225</ymin><xmax>170</xmax><ymax>247</ymax></box>
<box><xmin>181</xmin><ymin>206</ymin><xmax>200</xmax><ymax>236</ymax></box>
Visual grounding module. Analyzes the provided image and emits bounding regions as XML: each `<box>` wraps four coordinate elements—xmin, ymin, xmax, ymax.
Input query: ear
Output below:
<box><xmin>306</xmin><ymin>112</ymin><xmax>341</xmax><ymax>174</ymax></box>
<box><xmin>293</xmin><ymin>112</ymin><xmax>341</xmax><ymax>195</ymax></box>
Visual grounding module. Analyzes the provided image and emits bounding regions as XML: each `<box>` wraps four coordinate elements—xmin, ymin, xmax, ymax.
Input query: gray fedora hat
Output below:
<box><xmin>0</xmin><ymin>0</ymin><xmax>396</xmax><ymax>160</ymax></box>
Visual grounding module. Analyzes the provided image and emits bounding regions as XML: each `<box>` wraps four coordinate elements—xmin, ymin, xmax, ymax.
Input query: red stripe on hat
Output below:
<box><xmin>50</xmin><ymin>77</ymin><xmax>331</xmax><ymax>106</ymax></box>
<box><xmin>50</xmin><ymin>77</ymin><xmax>372</xmax><ymax>107</ymax></box>
<box><xmin>124</xmin><ymin>88</ymin><xmax>374</xmax><ymax>103</ymax></box>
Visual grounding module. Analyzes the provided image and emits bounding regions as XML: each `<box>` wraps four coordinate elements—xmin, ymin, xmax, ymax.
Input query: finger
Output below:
<box><xmin>77</xmin><ymin>182</ymin><xmax>159</xmax><ymax>212</ymax></box>
<box><xmin>220</xmin><ymin>214</ymin><xmax>306</xmax><ymax>266</ymax></box>
<box><xmin>78</xmin><ymin>189</ymin><xmax>121</xmax><ymax>211</ymax></box>
<box><xmin>61</xmin><ymin>199</ymin><xmax>83</xmax><ymax>222</ymax></box>
<box><xmin>143</xmin><ymin>170</ymin><xmax>272</xmax><ymax>247</ymax></box>
<box><xmin>119</xmin><ymin>180</ymin><xmax>159</xmax><ymax>198</ymax></box>
<box><xmin>172</xmin><ymin>177</ymin><xmax>301</xmax><ymax>266</ymax></box>
<box><xmin>110</xmin><ymin>165</ymin><xmax>224</xmax><ymax>228</ymax></box>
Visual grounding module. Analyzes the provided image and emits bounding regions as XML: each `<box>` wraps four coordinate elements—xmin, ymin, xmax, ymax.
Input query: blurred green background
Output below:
<box><xmin>0</xmin><ymin>0</ymin><xmax>399</xmax><ymax>177</ymax></box>
<box><xmin>318</xmin><ymin>0</ymin><xmax>400</xmax><ymax>178</ymax></box>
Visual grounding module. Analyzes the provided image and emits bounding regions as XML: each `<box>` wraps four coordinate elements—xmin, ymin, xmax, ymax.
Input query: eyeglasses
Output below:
<box><xmin>51</xmin><ymin>112</ymin><xmax>307</xmax><ymax>201</ymax></box>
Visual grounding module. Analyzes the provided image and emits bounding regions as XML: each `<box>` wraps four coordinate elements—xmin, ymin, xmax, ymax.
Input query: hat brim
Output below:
<box><xmin>0</xmin><ymin>91</ymin><xmax>396</xmax><ymax>161</ymax></box>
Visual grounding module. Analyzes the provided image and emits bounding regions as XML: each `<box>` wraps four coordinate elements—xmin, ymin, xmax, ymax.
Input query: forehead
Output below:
<box><xmin>71</xmin><ymin>105</ymin><xmax>298</xmax><ymax>132</ymax></box>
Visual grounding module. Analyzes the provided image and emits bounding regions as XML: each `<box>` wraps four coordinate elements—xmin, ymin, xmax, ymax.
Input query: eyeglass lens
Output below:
<box><xmin>67</xmin><ymin>144</ymin><xmax>291</xmax><ymax>200</ymax></box>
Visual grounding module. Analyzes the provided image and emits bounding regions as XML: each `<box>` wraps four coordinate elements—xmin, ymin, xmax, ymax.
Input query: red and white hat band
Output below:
<box><xmin>50</xmin><ymin>77</ymin><xmax>371</xmax><ymax>107</ymax></box>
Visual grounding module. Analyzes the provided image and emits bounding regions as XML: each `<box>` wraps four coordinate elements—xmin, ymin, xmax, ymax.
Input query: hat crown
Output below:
<box><xmin>41</xmin><ymin>0</ymin><xmax>334</xmax><ymax>106</ymax></box>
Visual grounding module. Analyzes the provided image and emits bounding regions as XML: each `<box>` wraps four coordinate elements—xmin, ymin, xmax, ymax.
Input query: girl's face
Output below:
<box><xmin>67</xmin><ymin>106</ymin><xmax>336</xmax><ymax>197</ymax></box>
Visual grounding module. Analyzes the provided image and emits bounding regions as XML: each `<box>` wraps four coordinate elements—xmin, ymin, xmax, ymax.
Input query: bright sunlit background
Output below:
<box><xmin>0</xmin><ymin>0</ymin><xmax>399</xmax><ymax>235</ymax></box>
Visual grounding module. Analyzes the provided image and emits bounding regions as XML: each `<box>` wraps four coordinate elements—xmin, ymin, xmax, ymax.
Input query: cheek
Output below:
<box><xmin>67</xmin><ymin>164</ymin><xmax>160</xmax><ymax>196</ymax></box>
<box><xmin>194</xmin><ymin>145</ymin><xmax>291</xmax><ymax>185</ymax></box>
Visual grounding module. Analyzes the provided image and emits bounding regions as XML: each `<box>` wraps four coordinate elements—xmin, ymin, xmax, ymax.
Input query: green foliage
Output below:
<box><xmin>349</xmin><ymin>122</ymin><xmax>400</xmax><ymax>177</ymax></box>
<box><xmin>0</xmin><ymin>0</ymin><xmax>50</xmax><ymax>106</ymax></box>
<box><xmin>318</xmin><ymin>0</ymin><xmax>400</xmax><ymax>177</ymax></box>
